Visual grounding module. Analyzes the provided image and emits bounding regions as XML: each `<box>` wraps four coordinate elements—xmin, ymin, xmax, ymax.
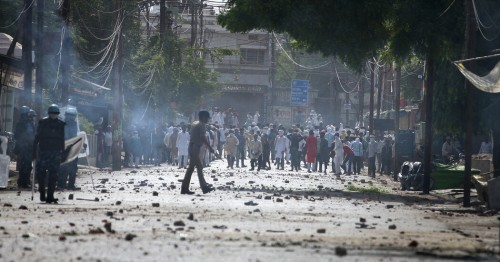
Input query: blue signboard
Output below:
<box><xmin>290</xmin><ymin>79</ymin><xmax>309</xmax><ymax>106</ymax></box>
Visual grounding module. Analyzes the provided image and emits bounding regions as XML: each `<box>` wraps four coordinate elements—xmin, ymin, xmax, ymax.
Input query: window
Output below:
<box><xmin>240</xmin><ymin>48</ymin><xmax>265</xmax><ymax>65</ymax></box>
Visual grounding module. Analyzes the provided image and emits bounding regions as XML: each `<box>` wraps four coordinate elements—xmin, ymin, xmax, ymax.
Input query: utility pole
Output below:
<box><xmin>22</xmin><ymin>0</ymin><xmax>33</xmax><ymax>107</ymax></box>
<box><xmin>345</xmin><ymin>92</ymin><xmax>350</xmax><ymax>127</ymax></box>
<box><xmin>369</xmin><ymin>60</ymin><xmax>375</xmax><ymax>135</ymax></box>
<box><xmin>112</xmin><ymin>0</ymin><xmax>124</xmax><ymax>171</ymax></box>
<box><xmin>59</xmin><ymin>0</ymin><xmax>70</xmax><ymax>106</ymax></box>
<box><xmin>35</xmin><ymin>0</ymin><xmax>44</xmax><ymax>118</ymax></box>
<box><xmin>376</xmin><ymin>64</ymin><xmax>384</xmax><ymax>119</ymax></box>
<box><xmin>190</xmin><ymin>0</ymin><xmax>197</xmax><ymax>48</ymax></box>
<box><xmin>330</xmin><ymin>60</ymin><xmax>336</xmax><ymax>124</ymax></box>
<box><xmin>160</xmin><ymin>0</ymin><xmax>166</xmax><ymax>36</ymax></box>
<box><xmin>146</xmin><ymin>2</ymin><xmax>151</xmax><ymax>39</ymax></box>
<box><xmin>463</xmin><ymin>0</ymin><xmax>476</xmax><ymax>207</ymax></box>
<box><xmin>422</xmin><ymin>51</ymin><xmax>435</xmax><ymax>194</ymax></box>
<box><xmin>199</xmin><ymin>0</ymin><xmax>204</xmax><ymax>52</ymax></box>
<box><xmin>358</xmin><ymin>77</ymin><xmax>364</xmax><ymax>126</ymax></box>
<box><xmin>393</xmin><ymin>65</ymin><xmax>401</xmax><ymax>181</ymax></box>
<box><xmin>269</xmin><ymin>33</ymin><xmax>276</xmax><ymax>124</ymax></box>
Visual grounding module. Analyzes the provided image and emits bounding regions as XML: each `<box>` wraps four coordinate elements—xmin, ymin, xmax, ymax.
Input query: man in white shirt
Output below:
<box><xmin>177</xmin><ymin>125</ymin><xmax>190</xmax><ymax>168</ymax></box>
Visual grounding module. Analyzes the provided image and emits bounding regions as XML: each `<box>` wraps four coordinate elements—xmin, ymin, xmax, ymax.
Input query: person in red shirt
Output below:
<box><xmin>341</xmin><ymin>141</ymin><xmax>355</xmax><ymax>175</ymax></box>
<box><xmin>305</xmin><ymin>130</ymin><xmax>317</xmax><ymax>173</ymax></box>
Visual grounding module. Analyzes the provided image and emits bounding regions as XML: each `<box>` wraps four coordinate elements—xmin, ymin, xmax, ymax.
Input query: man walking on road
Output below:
<box><xmin>181</xmin><ymin>111</ymin><xmax>215</xmax><ymax>195</ymax></box>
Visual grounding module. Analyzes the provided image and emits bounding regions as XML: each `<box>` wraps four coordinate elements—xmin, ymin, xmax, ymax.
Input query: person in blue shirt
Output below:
<box><xmin>350</xmin><ymin>137</ymin><xmax>363</xmax><ymax>175</ymax></box>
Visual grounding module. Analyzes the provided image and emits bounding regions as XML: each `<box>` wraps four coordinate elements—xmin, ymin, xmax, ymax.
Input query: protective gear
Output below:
<box><xmin>64</xmin><ymin>107</ymin><xmax>77</xmax><ymax>122</ymax></box>
<box><xmin>65</xmin><ymin>107</ymin><xmax>77</xmax><ymax>115</ymax></box>
<box><xmin>34</xmin><ymin>116</ymin><xmax>65</xmax><ymax>203</ymax></box>
<box><xmin>198</xmin><ymin>110</ymin><xmax>210</xmax><ymax>119</ymax></box>
<box><xmin>20</xmin><ymin>106</ymin><xmax>31</xmax><ymax>116</ymax></box>
<box><xmin>28</xmin><ymin>110</ymin><xmax>37</xmax><ymax>118</ymax></box>
<box><xmin>48</xmin><ymin>104</ymin><xmax>60</xmax><ymax>114</ymax></box>
<box><xmin>59</xmin><ymin>107</ymin><xmax>79</xmax><ymax>189</ymax></box>
<box><xmin>14</xmin><ymin>109</ymin><xmax>36</xmax><ymax>188</ymax></box>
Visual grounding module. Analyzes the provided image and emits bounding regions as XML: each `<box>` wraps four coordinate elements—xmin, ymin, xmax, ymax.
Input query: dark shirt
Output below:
<box><xmin>34</xmin><ymin>117</ymin><xmax>65</xmax><ymax>152</ymax></box>
<box><xmin>261</xmin><ymin>134</ymin><xmax>270</xmax><ymax>151</ymax></box>
<box><xmin>289</xmin><ymin>134</ymin><xmax>302</xmax><ymax>149</ymax></box>
<box><xmin>382</xmin><ymin>144</ymin><xmax>392</xmax><ymax>161</ymax></box>
<box><xmin>189</xmin><ymin>121</ymin><xmax>206</xmax><ymax>146</ymax></box>
<box><xmin>15</xmin><ymin>119</ymin><xmax>35</xmax><ymax>148</ymax></box>
<box><xmin>319</xmin><ymin>138</ymin><xmax>329</xmax><ymax>157</ymax></box>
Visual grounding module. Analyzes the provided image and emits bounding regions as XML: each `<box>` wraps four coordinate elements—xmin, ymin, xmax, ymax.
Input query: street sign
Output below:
<box><xmin>290</xmin><ymin>79</ymin><xmax>309</xmax><ymax>106</ymax></box>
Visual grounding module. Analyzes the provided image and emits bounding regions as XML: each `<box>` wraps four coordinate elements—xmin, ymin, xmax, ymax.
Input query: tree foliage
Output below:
<box><xmin>131</xmin><ymin>34</ymin><xmax>219</xmax><ymax>121</ymax></box>
<box><xmin>218</xmin><ymin>0</ymin><xmax>500</xmax><ymax>134</ymax></box>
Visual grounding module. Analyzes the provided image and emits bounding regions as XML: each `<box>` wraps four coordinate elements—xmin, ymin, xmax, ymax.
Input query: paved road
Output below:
<box><xmin>0</xmin><ymin>160</ymin><xmax>498</xmax><ymax>261</ymax></box>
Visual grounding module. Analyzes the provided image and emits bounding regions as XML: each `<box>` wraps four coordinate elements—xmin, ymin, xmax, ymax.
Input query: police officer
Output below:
<box><xmin>14</xmin><ymin>106</ymin><xmax>35</xmax><ymax>188</ymax></box>
<box><xmin>181</xmin><ymin>111</ymin><xmax>215</xmax><ymax>195</ymax></box>
<box><xmin>58</xmin><ymin>107</ymin><xmax>80</xmax><ymax>190</ymax></box>
<box><xmin>33</xmin><ymin>104</ymin><xmax>65</xmax><ymax>203</ymax></box>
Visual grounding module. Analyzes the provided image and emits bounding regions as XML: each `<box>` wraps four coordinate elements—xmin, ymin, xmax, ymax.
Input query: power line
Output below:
<box><xmin>52</xmin><ymin>27</ymin><xmax>65</xmax><ymax>90</ymax></box>
<box><xmin>334</xmin><ymin>64</ymin><xmax>360</xmax><ymax>94</ymax></box>
<box><xmin>272</xmin><ymin>32</ymin><xmax>331</xmax><ymax>70</ymax></box>
<box><xmin>0</xmin><ymin>0</ymin><xmax>36</xmax><ymax>29</ymax></box>
<box><xmin>472</xmin><ymin>0</ymin><xmax>499</xmax><ymax>41</ymax></box>
<box><xmin>438</xmin><ymin>0</ymin><xmax>456</xmax><ymax>18</ymax></box>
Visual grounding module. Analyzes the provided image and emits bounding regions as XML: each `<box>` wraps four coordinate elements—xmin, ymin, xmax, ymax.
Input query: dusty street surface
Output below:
<box><xmin>0</xmin><ymin>160</ymin><xmax>499</xmax><ymax>262</ymax></box>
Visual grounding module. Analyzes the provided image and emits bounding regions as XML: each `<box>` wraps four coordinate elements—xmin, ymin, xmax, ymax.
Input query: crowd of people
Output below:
<box><xmin>8</xmin><ymin>103</ymin><xmax>492</xmax><ymax>200</ymax></box>
<box><xmin>114</xmin><ymin>107</ymin><xmax>398</xmax><ymax>181</ymax></box>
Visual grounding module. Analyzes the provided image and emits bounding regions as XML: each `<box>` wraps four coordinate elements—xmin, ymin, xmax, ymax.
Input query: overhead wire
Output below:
<box><xmin>52</xmin><ymin>27</ymin><xmax>65</xmax><ymax>90</ymax></box>
<box><xmin>74</xmin><ymin>6</ymin><xmax>123</xmax><ymax>41</ymax></box>
<box><xmin>0</xmin><ymin>0</ymin><xmax>36</xmax><ymax>29</ymax></box>
<box><xmin>438</xmin><ymin>0</ymin><xmax>456</xmax><ymax>18</ymax></box>
<box><xmin>272</xmin><ymin>32</ymin><xmax>331</xmax><ymax>70</ymax></box>
<box><xmin>334</xmin><ymin>64</ymin><xmax>361</xmax><ymax>94</ymax></box>
<box><xmin>472</xmin><ymin>0</ymin><xmax>499</xmax><ymax>41</ymax></box>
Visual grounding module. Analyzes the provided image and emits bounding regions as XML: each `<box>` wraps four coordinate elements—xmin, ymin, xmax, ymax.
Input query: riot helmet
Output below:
<box><xmin>48</xmin><ymin>104</ymin><xmax>60</xmax><ymax>114</ymax></box>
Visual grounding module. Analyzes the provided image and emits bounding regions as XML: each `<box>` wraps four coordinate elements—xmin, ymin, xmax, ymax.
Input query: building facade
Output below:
<box><xmin>142</xmin><ymin>4</ymin><xmax>272</xmax><ymax>124</ymax></box>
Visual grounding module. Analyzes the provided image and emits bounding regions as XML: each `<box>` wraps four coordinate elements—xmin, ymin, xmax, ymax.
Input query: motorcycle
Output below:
<box><xmin>398</xmin><ymin>161</ymin><xmax>435</xmax><ymax>191</ymax></box>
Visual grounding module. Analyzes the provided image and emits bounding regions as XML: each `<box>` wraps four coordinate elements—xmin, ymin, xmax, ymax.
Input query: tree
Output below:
<box><xmin>131</xmin><ymin>34</ymin><xmax>220</xmax><ymax>122</ymax></box>
<box><xmin>217</xmin><ymin>0</ymin><xmax>498</xmax><ymax>194</ymax></box>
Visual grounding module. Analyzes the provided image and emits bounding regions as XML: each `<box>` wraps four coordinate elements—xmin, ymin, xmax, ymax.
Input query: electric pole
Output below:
<box><xmin>199</xmin><ymin>0</ymin><xmax>204</xmax><ymax>56</ymax></box>
<box><xmin>269</xmin><ymin>33</ymin><xmax>276</xmax><ymax>124</ymax></box>
<box><xmin>146</xmin><ymin>2</ymin><xmax>151</xmax><ymax>39</ymax></box>
<box><xmin>112</xmin><ymin>0</ymin><xmax>124</xmax><ymax>171</ymax></box>
<box><xmin>345</xmin><ymin>92</ymin><xmax>350</xmax><ymax>127</ymax></box>
<box><xmin>35</xmin><ymin>0</ymin><xmax>44</xmax><ymax>118</ymax></box>
<box><xmin>376</xmin><ymin>64</ymin><xmax>384</xmax><ymax>119</ymax></box>
<box><xmin>368</xmin><ymin>60</ymin><xmax>375</xmax><ymax>135</ymax></box>
<box><xmin>422</xmin><ymin>52</ymin><xmax>435</xmax><ymax>194</ymax></box>
<box><xmin>22</xmin><ymin>0</ymin><xmax>33</xmax><ymax>107</ymax></box>
<box><xmin>393</xmin><ymin>65</ymin><xmax>401</xmax><ymax>181</ymax></box>
<box><xmin>463</xmin><ymin>0</ymin><xmax>476</xmax><ymax>207</ymax></box>
<box><xmin>358</xmin><ymin>77</ymin><xmax>364</xmax><ymax>126</ymax></box>
<box><xmin>59</xmin><ymin>0</ymin><xmax>71</xmax><ymax>106</ymax></box>
<box><xmin>190</xmin><ymin>0</ymin><xmax>197</xmax><ymax>48</ymax></box>
<box><xmin>160</xmin><ymin>0</ymin><xmax>166</xmax><ymax>36</ymax></box>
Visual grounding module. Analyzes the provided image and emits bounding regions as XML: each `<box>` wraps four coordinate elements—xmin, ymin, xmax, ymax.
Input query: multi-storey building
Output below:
<box><xmin>142</xmin><ymin>4</ymin><xmax>272</xmax><ymax>123</ymax></box>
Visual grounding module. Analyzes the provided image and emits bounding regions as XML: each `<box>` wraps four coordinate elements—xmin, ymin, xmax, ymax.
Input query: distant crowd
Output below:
<box><xmin>101</xmin><ymin>107</ymin><xmax>398</xmax><ymax>178</ymax></box>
